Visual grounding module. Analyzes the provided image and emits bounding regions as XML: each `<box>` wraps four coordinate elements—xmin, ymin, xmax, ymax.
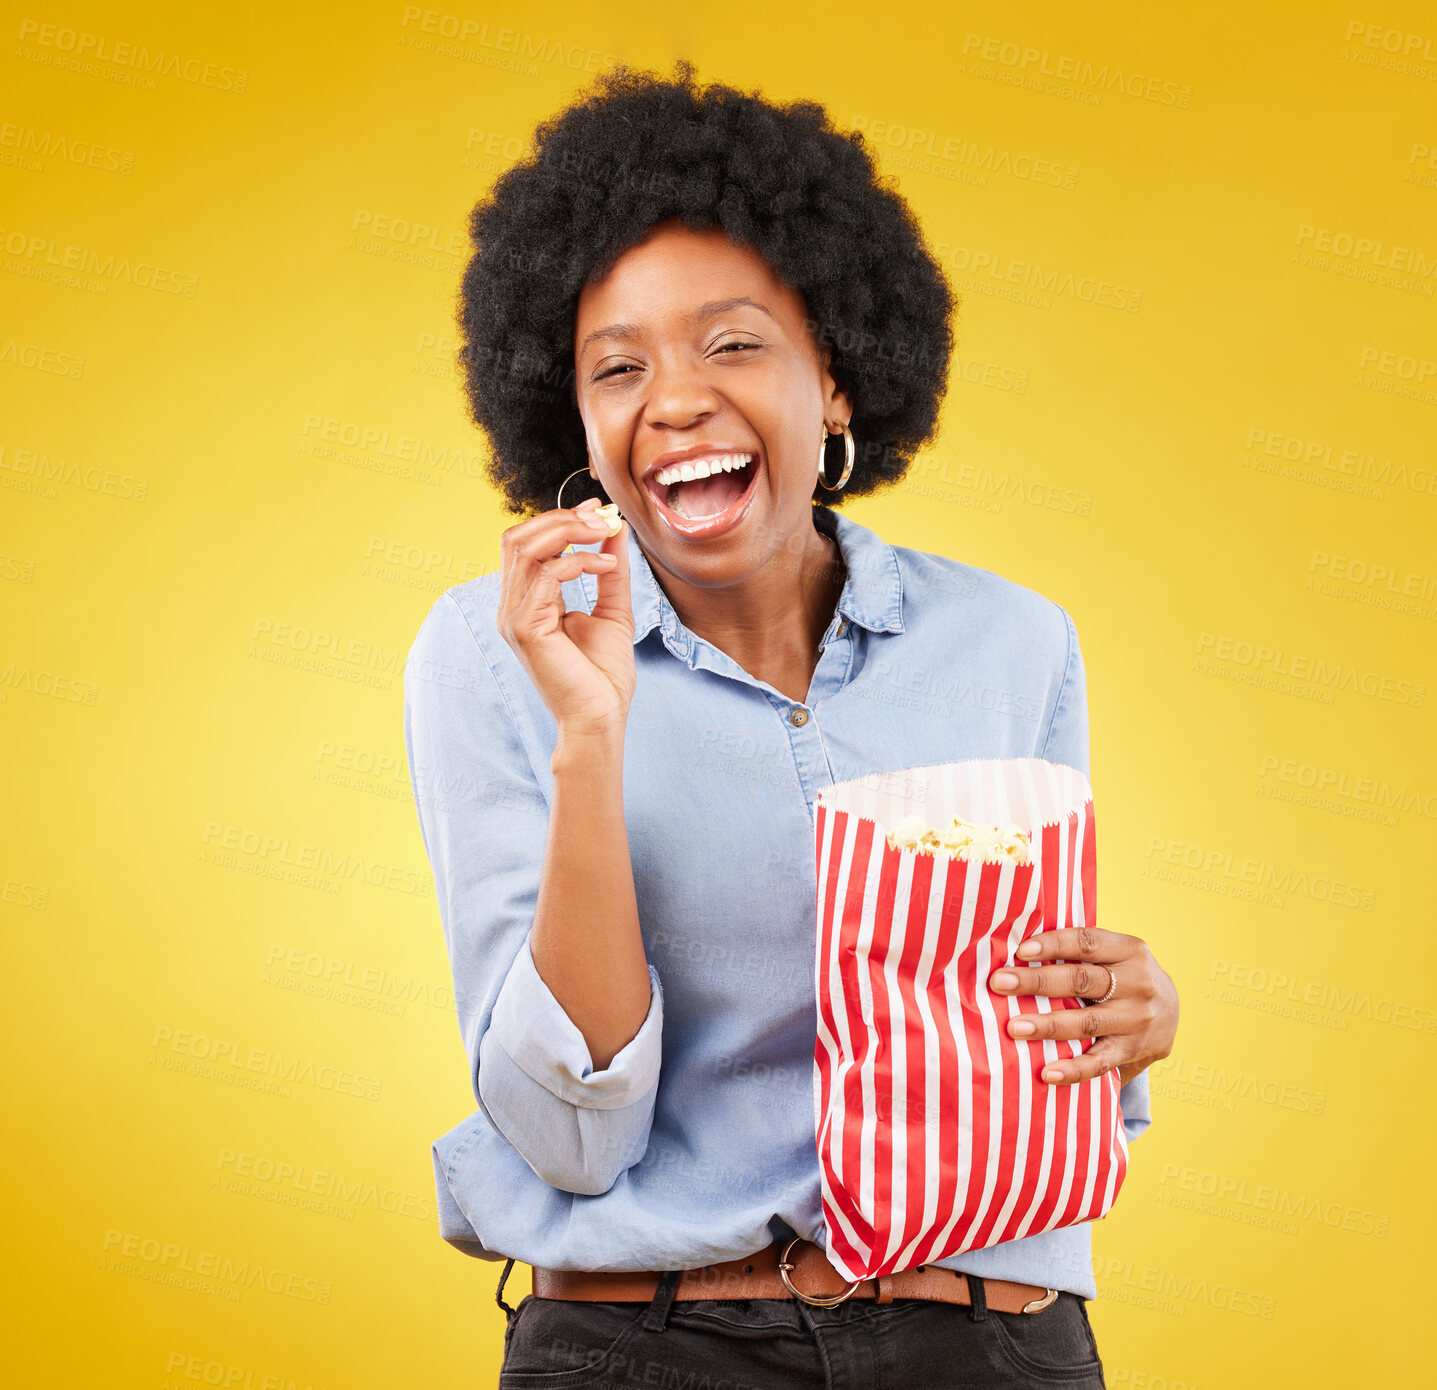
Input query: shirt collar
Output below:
<box><xmin>812</xmin><ymin>504</ymin><xmax>906</xmax><ymax>635</ymax></box>
<box><xmin>579</xmin><ymin>504</ymin><xmax>905</xmax><ymax>647</ymax></box>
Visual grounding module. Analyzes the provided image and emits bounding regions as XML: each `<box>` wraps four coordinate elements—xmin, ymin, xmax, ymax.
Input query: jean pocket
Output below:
<box><xmin>985</xmin><ymin>1294</ymin><xmax>1105</xmax><ymax>1385</ymax></box>
<box><xmin>665</xmin><ymin>1297</ymin><xmax>804</xmax><ymax>1335</ymax></box>
<box><xmin>498</xmin><ymin>1296</ymin><xmax>651</xmax><ymax>1387</ymax></box>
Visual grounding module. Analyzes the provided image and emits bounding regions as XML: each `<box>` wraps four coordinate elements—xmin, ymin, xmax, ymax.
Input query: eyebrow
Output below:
<box><xmin>578</xmin><ymin>296</ymin><xmax>776</xmax><ymax>358</ymax></box>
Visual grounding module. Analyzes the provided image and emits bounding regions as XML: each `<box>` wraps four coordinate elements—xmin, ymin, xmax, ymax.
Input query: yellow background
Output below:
<box><xmin>5</xmin><ymin>1</ymin><xmax>1433</xmax><ymax>1384</ymax></box>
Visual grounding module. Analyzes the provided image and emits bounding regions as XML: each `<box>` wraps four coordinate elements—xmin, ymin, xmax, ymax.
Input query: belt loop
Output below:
<box><xmin>967</xmin><ymin>1273</ymin><xmax>988</xmax><ymax>1323</ymax></box>
<box><xmin>642</xmin><ymin>1269</ymin><xmax>681</xmax><ymax>1333</ymax></box>
<box><xmin>495</xmin><ymin>1258</ymin><xmax>518</xmax><ymax>1320</ymax></box>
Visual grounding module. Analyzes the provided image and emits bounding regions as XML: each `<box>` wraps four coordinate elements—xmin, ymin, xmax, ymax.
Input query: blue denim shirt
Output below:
<box><xmin>403</xmin><ymin>503</ymin><xmax>1151</xmax><ymax>1299</ymax></box>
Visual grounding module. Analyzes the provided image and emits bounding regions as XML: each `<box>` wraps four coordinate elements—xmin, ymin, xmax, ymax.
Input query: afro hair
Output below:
<box><xmin>455</xmin><ymin>61</ymin><xmax>957</xmax><ymax>515</ymax></box>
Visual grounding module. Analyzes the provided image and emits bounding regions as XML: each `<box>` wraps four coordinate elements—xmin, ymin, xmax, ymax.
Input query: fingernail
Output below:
<box><xmin>1009</xmin><ymin>1020</ymin><xmax>1035</xmax><ymax>1036</ymax></box>
<box><xmin>575</xmin><ymin>497</ymin><xmax>601</xmax><ymax>511</ymax></box>
<box><xmin>992</xmin><ymin>971</ymin><xmax>1019</xmax><ymax>990</ymax></box>
<box><xmin>1042</xmin><ymin>1068</ymin><xmax>1064</xmax><ymax>1083</ymax></box>
<box><xmin>581</xmin><ymin>513</ymin><xmax>610</xmax><ymax>529</ymax></box>
<box><xmin>1016</xmin><ymin>941</ymin><xmax>1039</xmax><ymax>957</ymax></box>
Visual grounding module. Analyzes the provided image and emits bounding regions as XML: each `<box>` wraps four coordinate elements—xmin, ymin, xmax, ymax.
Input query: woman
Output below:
<box><xmin>404</xmin><ymin>63</ymin><xmax>1179</xmax><ymax>1388</ymax></box>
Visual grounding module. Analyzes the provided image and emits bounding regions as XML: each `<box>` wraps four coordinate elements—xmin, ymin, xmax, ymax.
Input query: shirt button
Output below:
<box><xmin>837</xmin><ymin>618</ymin><xmax>849</xmax><ymax>637</ymax></box>
<box><xmin>790</xmin><ymin>707</ymin><xmax>810</xmax><ymax>727</ymax></box>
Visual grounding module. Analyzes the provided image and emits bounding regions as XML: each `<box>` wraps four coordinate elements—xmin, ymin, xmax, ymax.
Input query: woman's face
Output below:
<box><xmin>573</xmin><ymin>220</ymin><xmax>850</xmax><ymax>590</ymax></box>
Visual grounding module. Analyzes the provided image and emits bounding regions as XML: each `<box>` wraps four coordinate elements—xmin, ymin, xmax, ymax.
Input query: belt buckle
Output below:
<box><xmin>776</xmin><ymin>1236</ymin><xmax>864</xmax><ymax>1307</ymax></box>
<box><xmin>1021</xmin><ymin>1288</ymin><xmax>1060</xmax><ymax>1314</ymax></box>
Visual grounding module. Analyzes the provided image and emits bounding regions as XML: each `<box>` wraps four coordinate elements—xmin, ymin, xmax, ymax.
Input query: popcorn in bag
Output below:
<box><xmin>811</xmin><ymin>757</ymin><xmax>1128</xmax><ymax>1283</ymax></box>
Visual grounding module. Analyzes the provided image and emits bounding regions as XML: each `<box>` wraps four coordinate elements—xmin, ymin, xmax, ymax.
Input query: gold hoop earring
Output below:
<box><xmin>556</xmin><ymin>464</ymin><xmax>608</xmax><ymax>511</ymax></box>
<box><xmin>817</xmin><ymin>423</ymin><xmax>855</xmax><ymax>491</ymax></box>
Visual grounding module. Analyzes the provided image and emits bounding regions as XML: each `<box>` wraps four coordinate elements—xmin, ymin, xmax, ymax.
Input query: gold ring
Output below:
<box><xmin>1081</xmin><ymin>965</ymin><xmax>1117</xmax><ymax>1007</ymax></box>
<box><xmin>776</xmin><ymin>1237</ymin><xmax>864</xmax><ymax>1306</ymax></box>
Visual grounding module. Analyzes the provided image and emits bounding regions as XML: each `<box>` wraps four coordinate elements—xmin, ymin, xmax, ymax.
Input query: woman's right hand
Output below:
<box><xmin>496</xmin><ymin>498</ymin><xmax>635</xmax><ymax>738</ymax></box>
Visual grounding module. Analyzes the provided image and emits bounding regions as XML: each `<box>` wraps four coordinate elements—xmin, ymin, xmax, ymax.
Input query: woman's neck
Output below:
<box><xmin>650</xmin><ymin>514</ymin><xmax>846</xmax><ymax>704</ymax></box>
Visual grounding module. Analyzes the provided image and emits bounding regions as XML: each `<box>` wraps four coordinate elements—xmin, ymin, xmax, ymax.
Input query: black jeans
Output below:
<box><xmin>493</xmin><ymin>1260</ymin><xmax>1106</xmax><ymax>1388</ymax></box>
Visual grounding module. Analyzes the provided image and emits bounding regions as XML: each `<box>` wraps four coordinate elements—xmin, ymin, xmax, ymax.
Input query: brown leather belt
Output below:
<box><xmin>532</xmin><ymin>1237</ymin><xmax>1060</xmax><ymax>1315</ymax></box>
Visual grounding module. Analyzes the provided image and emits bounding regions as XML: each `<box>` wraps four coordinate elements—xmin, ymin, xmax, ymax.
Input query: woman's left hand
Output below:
<box><xmin>988</xmin><ymin>927</ymin><xmax>1179</xmax><ymax>1087</ymax></box>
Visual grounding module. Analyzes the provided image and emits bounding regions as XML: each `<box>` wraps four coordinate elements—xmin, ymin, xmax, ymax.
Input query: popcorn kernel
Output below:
<box><xmin>885</xmin><ymin>813</ymin><xmax>1031</xmax><ymax>865</ymax></box>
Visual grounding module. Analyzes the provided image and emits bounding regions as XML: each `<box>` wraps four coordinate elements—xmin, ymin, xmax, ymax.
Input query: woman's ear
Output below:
<box><xmin>818</xmin><ymin>349</ymin><xmax>853</xmax><ymax>429</ymax></box>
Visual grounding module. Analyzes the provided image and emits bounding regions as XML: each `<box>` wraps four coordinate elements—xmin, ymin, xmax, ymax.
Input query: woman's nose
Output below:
<box><xmin>643</xmin><ymin>359</ymin><xmax>720</xmax><ymax>429</ymax></box>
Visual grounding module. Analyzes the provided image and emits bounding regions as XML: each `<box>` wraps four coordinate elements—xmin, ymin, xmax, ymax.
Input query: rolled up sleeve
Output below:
<box><xmin>481</xmin><ymin>941</ymin><xmax>663</xmax><ymax>1193</ymax></box>
<box><xmin>1119</xmin><ymin>1066</ymin><xmax>1152</xmax><ymax>1145</ymax></box>
<box><xmin>1043</xmin><ymin>602</ymin><xmax>1155</xmax><ymax>1146</ymax></box>
<box><xmin>404</xmin><ymin>588</ymin><xmax>664</xmax><ymax>1196</ymax></box>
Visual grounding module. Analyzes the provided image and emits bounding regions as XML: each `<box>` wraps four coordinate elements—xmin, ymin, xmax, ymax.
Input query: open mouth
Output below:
<box><xmin>644</xmin><ymin>451</ymin><xmax>760</xmax><ymax>538</ymax></box>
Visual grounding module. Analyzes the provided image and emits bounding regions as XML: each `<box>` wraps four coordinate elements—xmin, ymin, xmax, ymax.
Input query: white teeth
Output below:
<box><xmin>653</xmin><ymin>453</ymin><xmax>753</xmax><ymax>487</ymax></box>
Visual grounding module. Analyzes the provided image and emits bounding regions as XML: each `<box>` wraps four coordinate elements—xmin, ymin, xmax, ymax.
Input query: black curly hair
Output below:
<box><xmin>455</xmin><ymin>61</ymin><xmax>957</xmax><ymax>516</ymax></box>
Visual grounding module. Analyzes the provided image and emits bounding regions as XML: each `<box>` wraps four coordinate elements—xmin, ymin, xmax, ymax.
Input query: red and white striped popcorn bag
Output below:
<box><xmin>811</xmin><ymin>757</ymin><xmax>1128</xmax><ymax>1283</ymax></box>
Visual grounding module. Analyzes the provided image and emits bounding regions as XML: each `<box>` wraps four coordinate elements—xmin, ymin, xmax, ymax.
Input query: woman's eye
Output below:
<box><xmin>716</xmin><ymin>341</ymin><xmax>761</xmax><ymax>354</ymax></box>
<box><xmin>596</xmin><ymin>363</ymin><xmax>639</xmax><ymax>380</ymax></box>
